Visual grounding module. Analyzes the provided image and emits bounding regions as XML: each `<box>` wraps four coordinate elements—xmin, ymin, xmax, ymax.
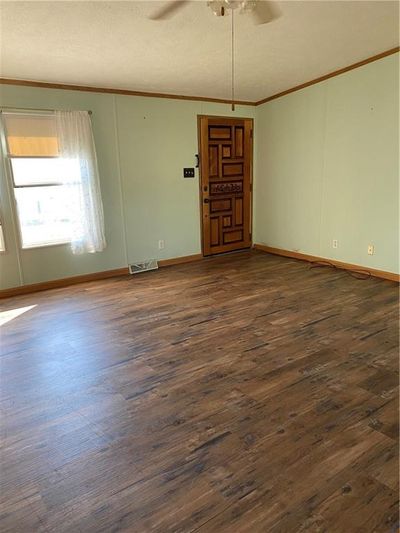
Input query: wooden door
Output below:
<box><xmin>198</xmin><ymin>116</ymin><xmax>253</xmax><ymax>256</ymax></box>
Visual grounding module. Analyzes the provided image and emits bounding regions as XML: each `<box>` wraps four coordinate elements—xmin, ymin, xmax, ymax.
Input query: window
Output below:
<box><xmin>10</xmin><ymin>157</ymin><xmax>81</xmax><ymax>248</ymax></box>
<box><xmin>1</xmin><ymin>110</ymin><xmax>106</xmax><ymax>254</ymax></box>
<box><xmin>2</xmin><ymin>112</ymin><xmax>75</xmax><ymax>248</ymax></box>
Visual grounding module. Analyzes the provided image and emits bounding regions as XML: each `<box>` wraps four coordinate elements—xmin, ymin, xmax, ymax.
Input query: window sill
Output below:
<box><xmin>21</xmin><ymin>241</ymin><xmax>71</xmax><ymax>251</ymax></box>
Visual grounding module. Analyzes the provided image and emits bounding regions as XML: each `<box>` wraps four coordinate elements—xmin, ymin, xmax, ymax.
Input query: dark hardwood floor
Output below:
<box><xmin>0</xmin><ymin>251</ymin><xmax>398</xmax><ymax>532</ymax></box>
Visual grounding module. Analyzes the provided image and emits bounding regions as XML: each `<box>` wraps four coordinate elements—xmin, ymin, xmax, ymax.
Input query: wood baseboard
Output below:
<box><xmin>0</xmin><ymin>268</ymin><xmax>130</xmax><ymax>299</ymax></box>
<box><xmin>158</xmin><ymin>253</ymin><xmax>203</xmax><ymax>267</ymax></box>
<box><xmin>0</xmin><ymin>253</ymin><xmax>205</xmax><ymax>298</ymax></box>
<box><xmin>253</xmin><ymin>244</ymin><xmax>400</xmax><ymax>283</ymax></box>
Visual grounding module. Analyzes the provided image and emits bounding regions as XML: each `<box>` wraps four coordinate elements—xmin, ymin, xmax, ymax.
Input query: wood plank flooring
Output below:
<box><xmin>0</xmin><ymin>251</ymin><xmax>398</xmax><ymax>532</ymax></box>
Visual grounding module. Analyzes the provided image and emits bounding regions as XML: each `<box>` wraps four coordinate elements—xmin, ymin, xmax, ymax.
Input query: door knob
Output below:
<box><xmin>204</xmin><ymin>198</ymin><xmax>209</xmax><ymax>203</ymax></box>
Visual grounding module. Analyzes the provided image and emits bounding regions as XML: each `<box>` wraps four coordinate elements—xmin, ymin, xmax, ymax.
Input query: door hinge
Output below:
<box><xmin>250</xmin><ymin>183</ymin><xmax>253</xmax><ymax>192</ymax></box>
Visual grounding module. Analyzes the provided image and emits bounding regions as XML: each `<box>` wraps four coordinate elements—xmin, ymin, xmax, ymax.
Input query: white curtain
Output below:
<box><xmin>55</xmin><ymin>110</ymin><xmax>106</xmax><ymax>254</ymax></box>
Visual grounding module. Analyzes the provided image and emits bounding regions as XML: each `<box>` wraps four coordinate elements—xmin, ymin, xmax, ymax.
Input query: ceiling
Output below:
<box><xmin>0</xmin><ymin>1</ymin><xmax>398</xmax><ymax>102</ymax></box>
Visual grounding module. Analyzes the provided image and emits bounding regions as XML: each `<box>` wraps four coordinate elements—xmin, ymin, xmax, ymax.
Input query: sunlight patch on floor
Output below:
<box><xmin>0</xmin><ymin>305</ymin><xmax>37</xmax><ymax>326</ymax></box>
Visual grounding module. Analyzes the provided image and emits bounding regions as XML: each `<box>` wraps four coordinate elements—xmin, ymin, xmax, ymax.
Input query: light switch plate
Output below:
<box><xmin>183</xmin><ymin>168</ymin><xmax>195</xmax><ymax>178</ymax></box>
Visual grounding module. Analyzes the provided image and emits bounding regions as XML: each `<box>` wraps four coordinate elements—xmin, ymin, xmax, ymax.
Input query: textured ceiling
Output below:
<box><xmin>0</xmin><ymin>1</ymin><xmax>398</xmax><ymax>102</ymax></box>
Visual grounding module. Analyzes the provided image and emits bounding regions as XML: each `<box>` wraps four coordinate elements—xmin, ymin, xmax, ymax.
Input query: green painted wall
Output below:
<box><xmin>0</xmin><ymin>84</ymin><xmax>254</xmax><ymax>289</ymax></box>
<box><xmin>254</xmin><ymin>53</ymin><xmax>399</xmax><ymax>274</ymax></box>
<box><xmin>1</xmin><ymin>53</ymin><xmax>397</xmax><ymax>289</ymax></box>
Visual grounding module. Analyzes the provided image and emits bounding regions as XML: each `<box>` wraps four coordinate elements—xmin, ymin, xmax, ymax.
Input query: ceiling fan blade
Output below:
<box><xmin>251</xmin><ymin>1</ymin><xmax>281</xmax><ymax>25</ymax></box>
<box><xmin>150</xmin><ymin>1</ymin><xmax>190</xmax><ymax>21</ymax></box>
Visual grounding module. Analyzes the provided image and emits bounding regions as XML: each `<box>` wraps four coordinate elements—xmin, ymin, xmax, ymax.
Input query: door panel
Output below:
<box><xmin>199</xmin><ymin>116</ymin><xmax>252</xmax><ymax>256</ymax></box>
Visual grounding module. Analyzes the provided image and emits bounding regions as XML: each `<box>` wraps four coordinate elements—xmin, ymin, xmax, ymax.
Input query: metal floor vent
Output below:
<box><xmin>129</xmin><ymin>259</ymin><xmax>159</xmax><ymax>275</ymax></box>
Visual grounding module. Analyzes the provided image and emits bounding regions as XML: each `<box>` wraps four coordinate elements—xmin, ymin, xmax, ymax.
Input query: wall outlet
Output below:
<box><xmin>368</xmin><ymin>244</ymin><xmax>374</xmax><ymax>255</ymax></box>
<box><xmin>158</xmin><ymin>239</ymin><xmax>165</xmax><ymax>250</ymax></box>
<box><xmin>332</xmin><ymin>239</ymin><xmax>338</xmax><ymax>249</ymax></box>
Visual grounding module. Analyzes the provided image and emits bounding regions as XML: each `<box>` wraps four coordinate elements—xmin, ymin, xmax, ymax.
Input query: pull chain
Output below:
<box><xmin>231</xmin><ymin>9</ymin><xmax>235</xmax><ymax>111</ymax></box>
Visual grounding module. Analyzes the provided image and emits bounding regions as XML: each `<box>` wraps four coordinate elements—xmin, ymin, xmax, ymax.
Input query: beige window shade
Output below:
<box><xmin>2</xmin><ymin>113</ymin><xmax>59</xmax><ymax>156</ymax></box>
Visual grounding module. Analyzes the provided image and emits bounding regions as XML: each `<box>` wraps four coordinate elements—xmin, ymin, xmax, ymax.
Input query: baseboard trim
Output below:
<box><xmin>253</xmin><ymin>244</ymin><xmax>400</xmax><ymax>283</ymax></box>
<box><xmin>158</xmin><ymin>253</ymin><xmax>203</xmax><ymax>267</ymax></box>
<box><xmin>0</xmin><ymin>253</ymin><xmax>206</xmax><ymax>299</ymax></box>
<box><xmin>0</xmin><ymin>268</ymin><xmax>130</xmax><ymax>299</ymax></box>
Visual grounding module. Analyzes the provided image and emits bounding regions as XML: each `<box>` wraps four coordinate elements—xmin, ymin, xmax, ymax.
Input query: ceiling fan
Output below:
<box><xmin>150</xmin><ymin>0</ymin><xmax>281</xmax><ymax>25</ymax></box>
